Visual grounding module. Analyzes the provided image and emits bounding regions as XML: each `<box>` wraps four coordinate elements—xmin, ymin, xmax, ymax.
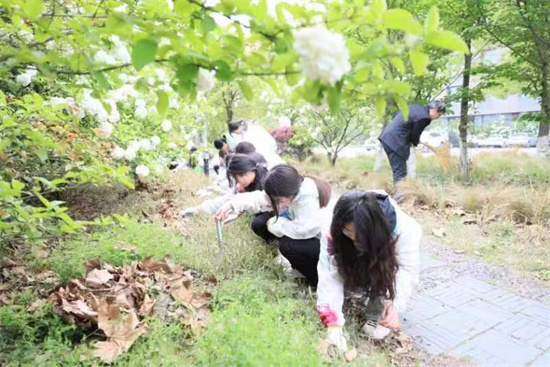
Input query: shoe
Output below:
<box><xmin>179</xmin><ymin>207</ymin><xmax>198</xmax><ymax>218</ymax></box>
<box><xmin>361</xmin><ymin>320</ymin><xmax>391</xmax><ymax>340</ymax></box>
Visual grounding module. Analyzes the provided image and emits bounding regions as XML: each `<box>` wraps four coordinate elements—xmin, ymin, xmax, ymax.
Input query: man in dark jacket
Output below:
<box><xmin>378</xmin><ymin>101</ymin><xmax>446</xmax><ymax>185</ymax></box>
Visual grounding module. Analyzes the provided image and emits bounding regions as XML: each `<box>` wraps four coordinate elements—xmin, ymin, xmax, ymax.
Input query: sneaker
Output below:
<box><xmin>361</xmin><ymin>320</ymin><xmax>391</xmax><ymax>340</ymax></box>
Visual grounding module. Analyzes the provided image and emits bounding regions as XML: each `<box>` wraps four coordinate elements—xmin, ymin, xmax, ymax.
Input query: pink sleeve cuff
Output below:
<box><xmin>317</xmin><ymin>304</ymin><xmax>340</xmax><ymax>327</ymax></box>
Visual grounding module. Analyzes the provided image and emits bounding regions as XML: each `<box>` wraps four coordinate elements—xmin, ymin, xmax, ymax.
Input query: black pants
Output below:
<box><xmin>279</xmin><ymin>236</ymin><xmax>320</xmax><ymax>286</ymax></box>
<box><xmin>251</xmin><ymin>214</ymin><xmax>320</xmax><ymax>286</ymax></box>
<box><xmin>251</xmin><ymin>212</ymin><xmax>276</xmax><ymax>242</ymax></box>
<box><xmin>382</xmin><ymin>143</ymin><xmax>408</xmax><ymax>185</ymax></box>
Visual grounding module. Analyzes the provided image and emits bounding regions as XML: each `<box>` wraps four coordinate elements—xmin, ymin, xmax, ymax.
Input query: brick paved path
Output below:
<box><xmin>403</xmin><ymin>252</ymin><xmax>550</xmax><ymax>366</ymax></box>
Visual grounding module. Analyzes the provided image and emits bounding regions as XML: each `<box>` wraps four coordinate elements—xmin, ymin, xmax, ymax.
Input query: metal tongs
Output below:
<box><xmin>215</xmin><ymin>210</ymin><xmax>239</xmax><ymax>266</ymax></box>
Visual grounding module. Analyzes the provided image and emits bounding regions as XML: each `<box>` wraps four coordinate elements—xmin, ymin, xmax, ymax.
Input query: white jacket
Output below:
<box><xmin>316</xmin><ymin>193</ymin><xmax>422</xmax><ymax>327</ymax></box>
<box><xmin>230</xmin><ymin>177</ymin><xmax>324</xmax><ymax>240</ymax></box>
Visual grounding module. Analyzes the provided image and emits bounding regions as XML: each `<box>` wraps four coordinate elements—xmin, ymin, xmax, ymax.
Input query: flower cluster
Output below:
<box><xmin>196</xmin><ymin>68</ymin><xmax>216</xmax><ymax>93</ymax></box>
<box><xmin>293</xmin><ymin>26</ymin><xmax>351</xmax><ymax>85</ymax></box>
<box><xmin>15</xmin><ymin>67</ymin><xmax>38</xmax><ymax>87</ymax></box>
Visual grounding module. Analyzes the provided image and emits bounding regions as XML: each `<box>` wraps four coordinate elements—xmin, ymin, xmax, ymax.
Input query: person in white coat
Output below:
<box><xmin>316</xmin><ymin>190</ymin><xmax>422</xmax><ymax>350</ymax></box>
<box><xmin>215</xmin><ymin>164</ymin><xmax>332</xmax><ymax>286</ymax></box>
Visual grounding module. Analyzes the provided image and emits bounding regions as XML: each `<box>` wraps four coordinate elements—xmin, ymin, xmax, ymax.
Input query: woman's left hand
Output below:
<box><xmin>379</xmin><ymin>302</ymin><xmax>400</xmax><ymax>330</ymax></box>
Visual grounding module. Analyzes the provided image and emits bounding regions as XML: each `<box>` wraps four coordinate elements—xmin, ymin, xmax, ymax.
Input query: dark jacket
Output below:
<box><xmin>378</xmin><ymin>104</ymin><xmax>432</xmax><ymax>160</ymax></box>
<box><xmin>375</xmin><ymin>192</ymin><xmax>397</xmax><ymax>232</ymax></box>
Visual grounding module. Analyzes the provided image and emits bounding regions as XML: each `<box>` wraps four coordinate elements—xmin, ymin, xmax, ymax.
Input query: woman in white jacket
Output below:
<box><xmin>215</xmin><ymin>164</ymin><xmax>331</xmax><ymax>286</ymax></box>
<box><xmin>316</xmin><ymin>190</ymin><xmax>422</xmax><ymax>350</ymax></box>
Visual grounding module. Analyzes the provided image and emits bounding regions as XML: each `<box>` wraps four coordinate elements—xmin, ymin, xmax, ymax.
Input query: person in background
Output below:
<box><xmin>227</xmin><ymin>121</ymin><xmax>244</xmax><ymax>150</ymax></box>
<box><xmin>378</xmin><ymin>101</ymin><xmax>446</xmax><ymax>185</ymax></box>
<box><xmin>236</xmin><ymin>141</ymin><xmax>285</xmax><ymax>169</ymax></box>
<box><xmin>215</xmin><ymin>164</ymin><xmax>331</xmax><ymax>286</ymax></box>
<box><xmin>316</xmin><ymin>190</ymin><xmax>421</xmax><ymax>351</ymax></box>
<box><xmin>235</xmin><ymin>141</ymin><xmax>256</xmax><ymax>155</ymax></box>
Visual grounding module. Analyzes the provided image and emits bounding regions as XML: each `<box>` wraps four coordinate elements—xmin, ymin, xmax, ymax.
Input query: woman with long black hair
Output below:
<box><xmin>226</xmin><ymin>153</ymin><xmax>268</xmax><ymax>193</ymax></box>
<box><xmin>316</xmin><ymin>190</ymin><xmax>421</xmax><ymax>350</ymax></box>
<box><xmin>215</xmin><ymin>164</ymin><xmax>332</xmax><ymax>286</ymax></box>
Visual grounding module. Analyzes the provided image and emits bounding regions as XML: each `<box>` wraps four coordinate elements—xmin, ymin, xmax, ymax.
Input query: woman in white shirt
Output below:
<box><xmin>316</xmin><ymin>190</ymin><xmax>422</xmax><ymax>350</ymax></box>
<box><xmin>215</xmin><ymin>164</ymin><xmax>331</xmax><ymax>286</ymax></box>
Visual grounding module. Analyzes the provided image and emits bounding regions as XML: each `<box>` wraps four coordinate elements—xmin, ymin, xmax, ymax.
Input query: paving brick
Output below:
<box><xmin>420</xmin><ymin>252</ymin><xmax>446</xmax><ymax>269</ymax></box>
<box><xmin>403</xmin><ymin>323</ymin><xmax>461</xmax><ymax>355</ymax></box>
<box><xmin>449</xmin><ymin>329</ymin><xmax>542</xmax><ymax>366</ymax></box>
<box><xmin>453</xmin><ymin>275</ymin><xmax>498</xmax><ymax>294</ymax></box>
<box><xmin>519</xmin><ymin>303</ymin><xmax>550</xmax><ymax>327</ymax></box>
<box><xmin>426</xmin><ymin>282</ymin><xmax>481</xmax><ymax>308</ymax></box>
<box><xmin>530</xmin><ymin>350</ymin><xmax>550</xmax><ymax>367</ymax></box>
<box><xmin>459</xmin><ymin>299</ymin><xmax>514</xmax><ymax>327</ymax></box>
<box><xmin>427</xmin><ymin>308</ymin><xmax>494</xmax><ymax>340</ymax></box>
<box><xmin>481</xmin><ymin>288</ymin><xmax>533</xmax><ymax>313</ymax></box>
<box><xmin>403</xmin><ymin>294</ymin><xmax>450</xmax><ymax>325</ymax></box>
<box><xmin>495</xmin><ymin>316</ymin><xmax>550</xmax><ymax>350</ymax></box>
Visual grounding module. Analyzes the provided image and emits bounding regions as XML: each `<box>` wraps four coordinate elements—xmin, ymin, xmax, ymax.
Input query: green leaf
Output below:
<box><xmin>382</xmin><ymin>80</ymin><xmax>411</xmax><ymax>95</ymax></box>
<box><xmin>157</xmin><ymin>90</ymin><xmax>169</xmax><ymax>116</ymax></box>
<box><xmin>37</xmin><ymin>194</ymin><xmax>53</xmax><ymax>209</ymax></box>
<box><xmin>382</xmin><ymin>9</ymin><xmax>423</xmax><ymax>35</ymax></box>
<box><xmin>366</xmin><ymin>0</ymin><xmax>387</xmax><ymax>22</ymax></box>
<box><xmin>409</xmin><ymin>48</ymin><xmax>429</xmax><ymax>76</ymax></box>
<box><xmin>375</xmin><ymin>96</ymin><xmax>386</xmax><ymax>117</ymax></box>
<box><xmin>389</xmin><ymin>57</ymin><xmax>405</xmax><ymax>74</ymax></box>
<box><xmin>33</xmin><ymin>92</ymin><xmax>43</xmax><ymax>107</ymax></box>
<box><xmin>132</xmin><ymin>39</ymin><xmax>158</xmax><ymax>71</ymax></box>
<box><xmin>219</xmin><ymin>0</ymin><xmax>236</xmax><ymax>14</ymax></box>
<box><xmin>425</xmin><ymin>7</ymin><xmax>439</xmax><ymax>33</ymax></box>
<box><xmin>11</xmin><ymin>180</ymin><xmax>25</xmax><ymax>195</ymax></box>
<box><xmin>201</xmin><ymin>14</ymin><xmax>217</xmax><ymax>34</ymax></box>
<box><xmin>36</xmin><ymin>148</ymin><xmax>48</xmax><ymax>163</ymax></box>
<box><xmin>23</xmin><ymin>0</ymin><xmax>45</xmax><ymax>20</ymax></box>
<box><xmin>237</xmin><ymin>80</ymin><xmax>253</xmax><ymax>101</ymax></box>
<box><xmin>214</xmin><ymin>60</ymin><xmax>232</xmax><ymax>81</ymax></box>
<box><xmin>327</xmin><ymin>85</ymin><xmax>341</xmax><ymax>113</ymax></box>
<box><xmin>176</xmin><ymin>64</ymin><xmax>199</xmax><ymax>82</ymax></box>
<box><xmin>285</xmin><ymin>70</ymin><xmax>300</xmax><ymax>86</ymax></box>
<box><xmin>426</xmin><ymin>30</ymin><xmax>470</xmax><ymax>54</ymax></box>
<box><xmin>117</xmin><ymin>177</ymin><xmax>135</xmax><ymax>189</ymax></box>
<box><xmin>0</xmin><ymin>90</ymin><xmax>5</xmax><ymax>106</ymax></box>
<box><xmin>91</xmin><ymin>71</ymin><xmax>110</xmax><ymax>89</ymax></box>
<box><xmin>395</xmin><ymin>97</ymin><xmax>409</xmax><ymax>121</ymax></box>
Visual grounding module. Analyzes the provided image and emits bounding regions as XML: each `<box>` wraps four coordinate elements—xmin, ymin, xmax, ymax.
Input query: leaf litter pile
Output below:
<box><xmin>48</xmin><ymin>257</ymin><xmax>211</xmax><ymax>363</ymax></box>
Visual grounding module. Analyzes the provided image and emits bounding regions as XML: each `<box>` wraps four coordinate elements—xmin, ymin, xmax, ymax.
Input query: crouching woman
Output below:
<box><xmin>317</xmin><ymin>190</ymin><xmax>422</xmax><ymax>350</ymax></box>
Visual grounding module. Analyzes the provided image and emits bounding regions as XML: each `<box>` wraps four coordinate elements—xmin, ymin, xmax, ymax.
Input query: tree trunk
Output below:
<box><xmin>537</xmin><ymin>59</ymin><xmax>550</xmax><ymax>157</ymax></box>
<box><xmin>373</xmin><ymin>120</ymin><xmax>388</xmax><ymax>172</ymax></box>
<box><xmin>373</xmin><ymin>142</ymin><xmax>386</xmax><ymax>171</ymax></box>
<box><xmin>407</xmin><ymin>146</ymin><xmax>417</xmax><ymax>179</ymax></box>
<box><xmin>459</xmin><ymin>40</ymin><xmax>472</xmax><ymax>180</ymax></box>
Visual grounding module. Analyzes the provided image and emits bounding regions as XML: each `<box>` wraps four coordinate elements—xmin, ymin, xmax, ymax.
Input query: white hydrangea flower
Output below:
<box><xmin>45</xmin><ymin>40</ymin><xmax>56</xmax><ymax>50</ymax></box>
<box><xmin>135</xmin><ymin>165</ymin><xmax>150</xmax><ymax>178</ymax></box>
<box><xmin>148</xmin><ymin>105</ymin><xmax>157</xmax><ymax>115</ymax></box>
<box><xmin>15</xmin><ymin>67</ymin><xmax>38</xmax><ymax>87</ymax></box>
<box><xmin>109</xmin><ymin>36</ymin><xmax>131</xmax><ymax>64</ymax></box>
<box><xmin>94</xmin><ymin>50</ymin><xmax>117</xmax><ymax>65</ymax></box>
<box><xmin>139</xmin><ymin>138</ymin><xmax>152</xmax><ymax>151</ymax></box>
<box><xmin>135</xmin><ymin>106</ymin><xmax>147</xmax><ymax>119</ymax></box>
<box><xmin>96</xmin><ymin>121</ymin><xmax>113</xmax><ymax>138</ymax></box>
<box><xmin>157</xmin><ymin>83</ymin><xmax>172</xmax><ymax>92</ymax></box>
<box><xmin>135</xmin><ymin>99</ymin><xmax>146</xmax><ymax>108</ymax></box>
<box><xmin>196</xmin><ymin>68</ymin><xmax>216</xmax><ymax>93</ymax></box>
<box><xmin>294</xmin><ymin>26</ymin><xmax>351</xmax><ymax>85</ymax></box>
<box><xmin>155</xmin><ymin>69</ymin><xmax>167</xmax><ymax>82</ymax></box>
<box><xmin>124</xmin><ymin>148</ymin><xmax>137</xmax><ymax>161</ymax></box>
<box><xmin>18</xmin><ymin>30</ymin><xmax>34</xmax><ymax>43</ymax></box>
<box><xmin>278</xmin><ymin>115</ymin><xmax>291</xmax><ymax>127</ymax></box>
<box><xmin>167</xmin><ymin>142</ymin><xmax>177</xmax><ymax>149</ymax></box>
<box><xmin>49</xmin><ymin>97</ymin><xmax>68</xmax><ymax>106</ymax></box>
<box><xmin>105</xmin><ymin>99</ymin><xmax>120</xmax><ymax>123</ymax></box>
<box><xmin>147</xmin><ymin>77</ymin><xmax>156</xmax><ymax>86</ymax></box>
<box><xmin>166</xmin><ymin>0</ymin><xmax>174</xmax><ymax>11</ymax></box>
<box><xmin>111</xmin><ymin>146</ymin><xmax>125</xmax><ymax>159</ymax></box>
<box><xmin>119</xmin><ymin>73</ymin><xmax>129</xmax><ymax>83</ymax></box>
<box><xmin>108</xmin><ymin>84</ymin><xmax>139</xmax><ymax>102</ymax></box>
<box><xmin>75</xmin><ymin>76</ymin><xmax>89</xmax><ymax>86</ymax></box>
<box><xmin>126</xmin><ymin>140</ymin><xmax>139</xmax><ymax>151</ymax></box>
<box><xmin>161</xmin><ymin>119</ymin><xmax>172</xmax><ymax>132</ymax></box>
<box><xmin>151</xmin><ymin>135</ymin><xmax>161</xmax><ymax>146</ymax></box>
<box><xmin>81</xmin><ymin>90</ymin><xmax>108</xmax><ymax>122</ymax></box>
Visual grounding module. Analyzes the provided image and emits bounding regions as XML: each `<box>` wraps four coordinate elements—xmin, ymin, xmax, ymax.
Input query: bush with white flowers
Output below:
<box><xmin>161</xmin><ymin>119</ymin><xmax>172</xmax><ymax>132</ymax></box>
<box><xmin>196</xmin><ymin>68</ymin><xmax>216</xmax><ymax>93</ymax></box>
<box><xmin>15</xmin><ymin>67</ymin><xmax>38</xmax><ymax>87</ymax></box>
<box><xmin>293</xmin><ymin>26</ymin><xmax>351</xmax><ymax>85</ymax></box>
<box><xmin>135</xmin><ymin>165</ymin><xmax>150</xmax><ymax>179</ymax></box>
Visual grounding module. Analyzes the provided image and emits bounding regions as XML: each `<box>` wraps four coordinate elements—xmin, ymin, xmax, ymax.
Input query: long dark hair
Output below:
<box><xmin>331</xmin><ymin>190</ymin><xmax>399</xmax><ymax>300</ymax></box>
<box><xmin>227</xmin><ymin>153</ymin><xmax>267</xmax><ymax>192</ymax></box>
<box><xmin>235</xmin><ymin>141</ymin><xmax>256</xmax><ymax>154</ymax></box>
<box><xmin>263</xmin><ymin>164</ymin><xmax>331</xmax><ymax>216</ymax></box>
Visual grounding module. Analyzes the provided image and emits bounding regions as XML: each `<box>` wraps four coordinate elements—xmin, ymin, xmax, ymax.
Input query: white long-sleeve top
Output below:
<box><xmin>229</xmin><ymin>177</ymin><xmax>324</xmax><ymax>240</ymax></box>
<box><xmin>316</xmin><ymin>194</ymin><xmax>422</xmax><ymax>327</ymax></box>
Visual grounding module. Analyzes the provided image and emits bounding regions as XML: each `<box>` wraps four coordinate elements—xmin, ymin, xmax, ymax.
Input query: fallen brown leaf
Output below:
<box><xmin>171</xmin><ymin>285</ymin><xmax>193</xmax><ymax>304</ymax></box>
<box><xmin>85</xmin><ymin>269</ymin><xmax>114</xmax><ymax>288</ymax></box>
<box><xmin>139</xmin><ymin>294</ymin><xmax>156</xmax><ymax>317</ymax></box>
<box><xmin>344</xmin><ymin>348</ymin><xmax>357</xmax><ymax>362</ymax></box>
